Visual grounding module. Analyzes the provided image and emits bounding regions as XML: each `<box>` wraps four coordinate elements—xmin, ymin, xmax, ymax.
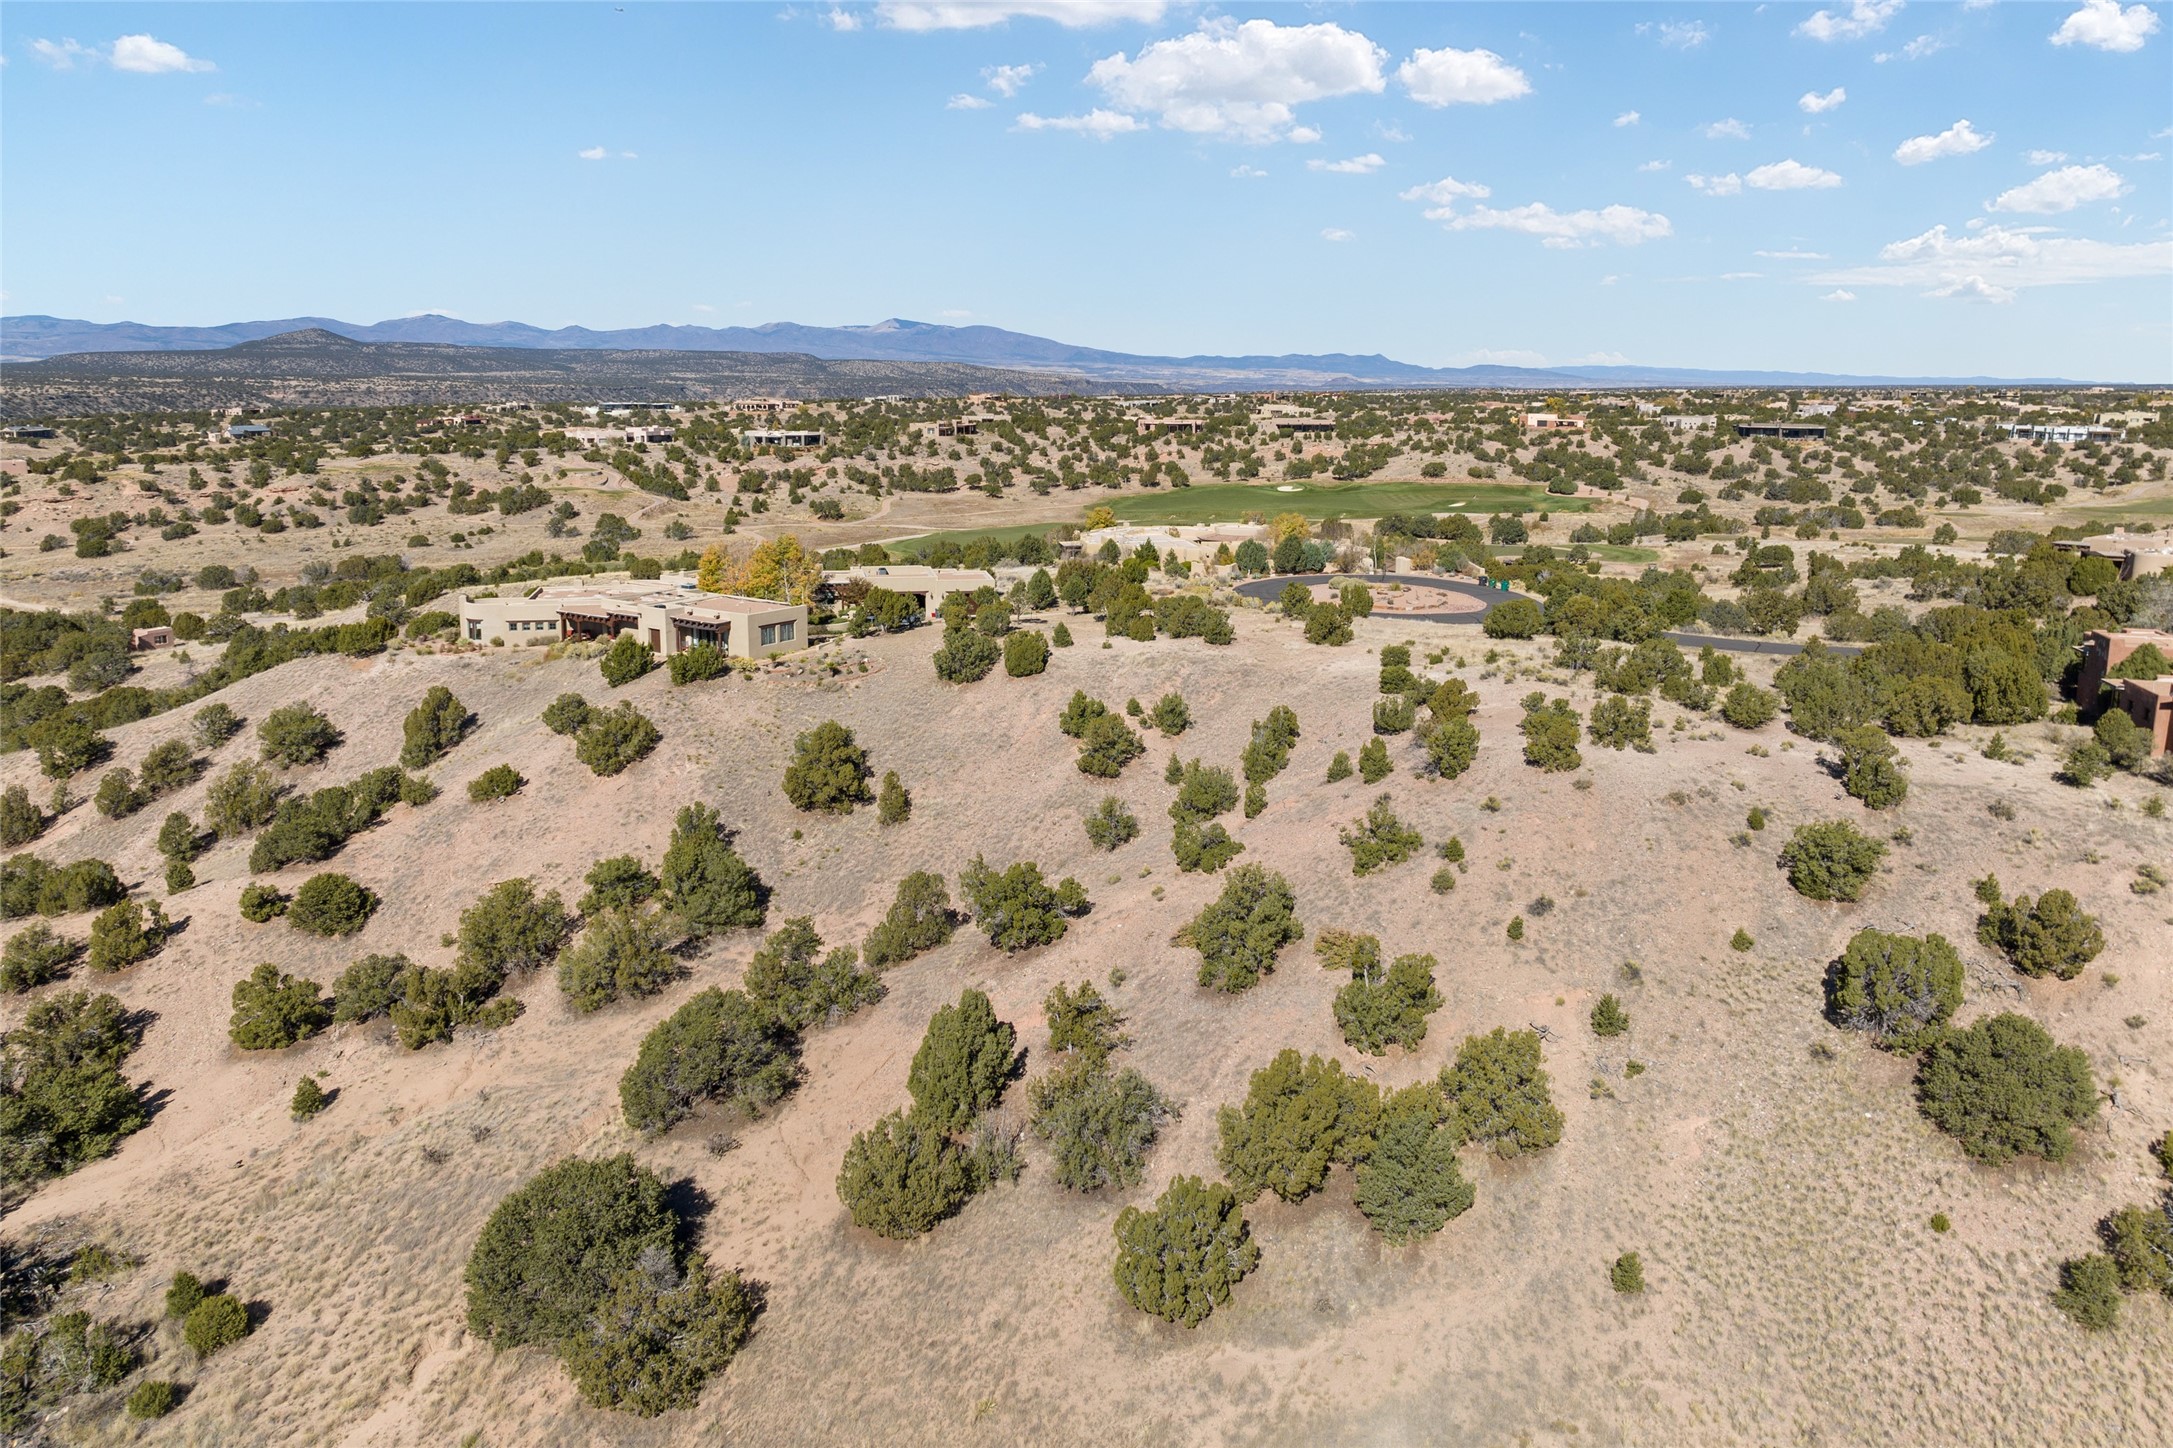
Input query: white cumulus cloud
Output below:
<box><xmin>1758</xmin><ymin>249</ymin><xmax>1832</xmax><ymax>259</ymax></box>
<box><xmin>109</xmin><ymin>34</ymin><xmax>214</xmax><ymax>73</ymax></box>
<box><xmin>1799</xmin><ymin>87</ymin><xmax>1847</xmax><ymax>113</ymax></box>
<box><xmin>1308</xmin><ymin>152</ymin><xmax>1384</xmax><ymax>174</ymax></box>
<box><xmin>1436</xmin><ymin>201</ymin><xmax>1673</xmax><ymax>249</ymax></box>
<box><xmin>1638</xmin><ymin>159</ymin><xmax>1672</xmax><ymax>172</ymax></box>
<box><xmin>1230</xmin><ymin>163</ymin><xmax>1268</xmax><ymax>178</ymax></box>
<box><xmin>1321</xmin><ymin>227</ymin><xmax>1356</xmax><ymax>242</ymax></box>
<box><xmin>1988</xmin><ymin>162</ymin><xmax>2129</xmax><ymax>213</ymax></box>
<box><xmin>2050</xmin><ymin>0</ymin><xmax>2161</xmax><ymax>51</ymax></box>
<box><xmin>1087</xmin><ymin>18</ymin><xmax>1387</xmax><ymax>140</ymax></box>
<box><xmin>1796</xmin><ymin>1</ymin><xmax>1906</xmax><ymax>42</ymax></box>
<box><xmin>984</xmin><ymin>61</ymin><xmax>1040</xmax><ymax>95</ymax></box>
<box><xmin>1748</xmin><ymin>159</ymin><xmax>1844</xmax><ymax>188</ymax></box>
<box><xmin>1703</xmin><ymin>118</ymin><xmax>1751</xmax><ymax>140</ymax></box>
<box><xmin>1397</xmin><ymin>45</ymin><xmax>1531</xmax><ymax>107</ymax></box>
<box><xmin>1686</xmin><ymin>172</ymin><xmax>1743</xmax><ymax>195</ymax></box>
<box><xmin>827</xmin><ymin>7</ymin><xmax>864</xmax><ymax>31</ymax></box>
<box><xmin>947</xmin><ymin>93</ymin><xmax>993</xmax><ymax>108</ymax></box>
<box><xmin>1397</xmin><ymin>175</ymin><xmax>1493</xmax><ymax>215</ymax></box>
<box><xmin>1813</xmin><ymin>221</ymin><xmax>2172</xmax><ymax>295</ymax></box>
<box><xmin>1928</xmin><ymin>275</ymin><xmax>2017</xmax><ymax>303</ymax></box>
<box><xmin>1013</xmin><ymin>107</ymin><xmax>1147</xmax><ymax>137</ymax></box>
<box><xmin>1643</xmin><ymin>20</ymin><xmax>1711</xmax><ymax>49</ymax></box>
<box><xmin>29</xmin><ymin>38</ymin><xmax>98</xmax><ymax>69</ymax></box>
<box><xmin>878</xmin><ymin>1</ymin><xmax>1166</xmax><ymax>30</ymax></box>
<box><xmin>1614</xmin><ymin>110</ymin><xmax>1641</xmax><ymax>127</ymax></box>
<box><xmin>1894</xmin><ymin>119</ymin><xmax>1993</xmax><ymax>165</ymax></box>
<box><xmin>577</xmin><ymin>146</ymin><xmax>609</xmax><ymax>160</ymax></box>
<box><xmin>1821</xmin><ymin>289</ymin><xmax>1858</xmax><ymax>301</ymax></box>
<box><xmin>2026</xmin><ymin>148</ymin><xmax>2071</xmax><ymax>165</ymax></box>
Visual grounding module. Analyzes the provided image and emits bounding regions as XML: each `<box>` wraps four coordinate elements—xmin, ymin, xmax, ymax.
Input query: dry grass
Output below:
<box><xmin>3</xmin><ymin>605</ymin><xmax>2169</xmax><ymax>1447</ymax></box>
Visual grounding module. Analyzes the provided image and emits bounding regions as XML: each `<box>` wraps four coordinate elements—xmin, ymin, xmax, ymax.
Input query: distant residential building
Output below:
<box><xmin>1796</xmin><ymin>400</ymin><xmax>1839</xmax><ymax>417</ymax></box>
<box><xmin>1263</xmin><ymin>415</ymin><xmax>1336</xmax><ymax>436</ymax></box>
<box><xmin>2054</xmin><ymin>527</ymin><xmax>2173</xmax><ymax>581</ymax></box>
<box><xmin>741</xmin><ymin>429</ymin><xmax>824</xmax><ymax>449</ymax></box>
<box><xmin>2006</xmin><ymin>423</ymin><xmax>2114</xmax><ymax>444</ymax></box>
<box><xmin>226</xmin><ymin>423</ymin><xmax>272</xmax><ymax>440</ymax></box>
<box><xmin>2077</xmin><ymin>628</ymin><xmax>2173</xmax><ymax>757</ymax></box>
<box><xmin>915</xmin><ymin>418</ymin><xmax>981</xmax><ymax>438</ymax></box>
<box><xmin>566</xmin><ymin>425</ymin><xmax>674</xmax><ymax>448</ymax></box>
<box><xmin>129</xmin><ymin>626</ymin><xmax>174</xmax><ymax>651</ymax></box>
<box><xmin>1141</xmin><ymin>417</ymin><xmax>1207</xmax><ymax>435</ymax></box>
<box><xmin>820</xmin><ymin>565</ymin><xmax>994</xmax><ymax>614</ymax></box>
<box><xmin>1521</xmin><ymin>413</ymin><xmax>1587</xmax><ymax>431</ymax></box>
<box><xmin>1659</xmin><ymin>414</ymin><xmax>1715</xmax><ymax>431</ymax></box>
<box><xmin>1736</xmin><ymin>422</ymin><xmax>1827</xmax><ymax>441</ymax></box>
<box><xmin>2096</xmin><ymin>410</ymin><xmax>2160</xmax><ymax>429</ymax></box>
<box><xmin>731</xmin><ymin>397</ymin><xmax>792</xmax><ymax>414</ymax></box>
<box><xmin>457</xmin><ymin>579</ymin><xmax>805</xmax><ymax>660</ymax></box>
<box><xmin>4</xmin><ymin>425</ymin><xmax>56</xmax><ymax>440</ymax></box>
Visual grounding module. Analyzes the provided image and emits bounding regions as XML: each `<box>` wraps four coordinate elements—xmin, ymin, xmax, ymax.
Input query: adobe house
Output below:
<box><xmin>129</xmin><ymin>626</ymin><xmax>175</xmax><ymax>651</ymax></box>
<box><xmin>2077</xmin><ymin>628</ymin><xmax>2173</xmax><ymax>757</ymax></box>
<box><xmin>456</xmin><ymin>579</ymin><xmax>806</xmax><ymax>660</ymax></box>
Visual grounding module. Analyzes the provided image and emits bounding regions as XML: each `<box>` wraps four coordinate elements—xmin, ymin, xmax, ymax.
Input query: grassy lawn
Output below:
<box><xmin>1109</xmin><ymin>479</ymin><xmax>1590</xmax><ymax>525</ymax></box>
<box><xmin>880</xmin><ymin>521</ymin><xmax>1064</xmax><ymax>555</ymax></box>
<box><xmin>1507</xmin><ymin>543</ymin><xmax>1660</xmax><ymax>563</ymax></box>
<box><xmin>2066</xmin><ymin>498</ymin><xmax>2173</xmax><ymax>520</ymax></box>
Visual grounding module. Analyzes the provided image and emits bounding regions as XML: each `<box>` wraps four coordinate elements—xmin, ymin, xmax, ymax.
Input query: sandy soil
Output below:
<box><xmin>2</xmin><ymin>603</ymin><xmax>2169</xmax><ymax>1448</ymax></box>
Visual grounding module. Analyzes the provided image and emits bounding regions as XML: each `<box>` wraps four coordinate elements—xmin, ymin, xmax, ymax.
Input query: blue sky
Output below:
<box><xmin>4</xmin><ymin>2</ymin><xmax>2168</xmax><ymax>378</ymax></box>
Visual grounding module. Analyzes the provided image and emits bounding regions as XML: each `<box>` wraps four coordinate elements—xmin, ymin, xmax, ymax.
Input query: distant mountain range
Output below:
<box><xmin>0</xmin><ymin>329</ymin><xmax>1094</xmax><ymax>418</ymax></box>
<box><xmin>0</xmin><ymin>314</ymin><xmax>2122</xmax><ymax>390</ymax></box>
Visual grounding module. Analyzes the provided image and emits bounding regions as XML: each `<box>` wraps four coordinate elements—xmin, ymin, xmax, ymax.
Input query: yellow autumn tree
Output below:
<box><xmin>1268</xmin><ymin>512</ymin><xmax>1312</xmax><ymax>545</ymax></box>
<box><xmin>1083</xmin><ymin>505</ymin><xmax>1118</xmax><ymax>531</ymax></box>
<box><xmin>734</xmin><ymin>532</ymin><xmax>825</xmax><ymax>600</ymax></box>
<box><xmin>696</xmin><ymin>544</ymin><xmax>737</xmax><ymax>594</ymax></box>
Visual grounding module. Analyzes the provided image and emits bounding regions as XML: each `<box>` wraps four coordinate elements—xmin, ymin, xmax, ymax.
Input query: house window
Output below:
<box><xmin>466</xmin><ymin>621</ymin><xmax>482</xmax><ymax>640</ymax></box>
<box><xmin>778</xmin><ymin>620</ymin><xmax>795</xmax><ymax>643</ymax></box>
<box><xmin>759</xmin><ymin>623</ymin><xmax>777</xmax><ymax>646</ymax></box>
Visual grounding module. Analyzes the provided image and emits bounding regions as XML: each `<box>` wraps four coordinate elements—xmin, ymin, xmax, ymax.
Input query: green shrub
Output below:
<box><xmin>387</xmin><ymin>959</ymin><xmax>513</xmax><ymax>1050</ymax></box>
<box><xmin>1481</xmin><ymin>597</ymin><xmax>1542</xmax><ymax>639</ymax></box>
<box><xmin>1720</xmin><ymin>682</ymin><xmax>1779</xmax><ymax>729</ymax></box>
<box><xmin>286</xmin><ymin>873</ymin><xmax>378</xmax><ymax>937</ymax></box>
<box><xmin>580</xmin><ymin>855</ymin><xmax>657</xmax><ymax>916</ymax></box>
<box><xmin>1827</xmin><ymin>928</ymin><xmax>1963</xmax><ymax>1050</ymax></box>
<box><xmin>193</xmin><ymin>701</ymin><xmax>244</xmax><ymax>747</ymax></box>
<box><xmin>1423</xmin><ymin>716</ymin><xmax>1479</xmax><ymax>779</ymax></box>
<box><xmin>1216</xmin><ymin>1049</ymin><xmax>1379</xmax><ymax>1203</ymax></box>
<box><xmin>1028</xmin><ymin>1056</ymin><xmax>1175</xmax><ymax>1191</ymax></box>
<box><xmin>907</xmin><ymin>988</ymin><xmax>1020</xmax><ymax>1134</ymax></box>
<box><xmin>782</xmin><ymin>721</ymin><xmax>873</xmax><ymax>813</ymax></box>
<box><xmin>1150</xmin><ymin>693</ymin><xmax>1190</xmax><ymax>734</ymax></box>
<box><xmin>1590</xmin><ymin>993</ymin><xmax>1631</xmax><ymax>1038</ymax></box>
<box><xmin>1611</xmin><ymin>1252</ymin><xmax>1646</xmax><ymax>1294</ymax></box>
<box><xmin>1440</xmin><ymin>1027</ymin><xmax>1564</xmax><ymax>1157</ymax></box>
<box><xmin>877</xmin><ymin>770</ymin><xmax>910</xmax><ymax>825</ymax></box>
<box><xmin>1589</xmin><ymin>696</ymin><xmax>1654</xmax><ymax>752</ymax></box>
<box><xmin>399</xmin><ymin>686</ymin><xmax>472</xmax><ymax>768</ymax></box>
<box><xmin>660</xmin><ymin>803</ymin><xmax>766</xmax><ymax>934</ymax></box>
<box><xmin>1917</xmin><ymin>1013</ymin><xmax>2095</xmax><ymax>1164</ymax></box>
<box><xmin>1520</xmin><ymin>696</ymin><xmax>1583</xmax><ymax>772</ymax></box>
<box><xmin>1835</xmin><ymin>725</ymin><xmax>1908</xmax><ymax>809</ymax></box>
<box><xmin>0</xmin><ymin>991</ymin><xmax>146</xmax><ymax>1188</ymax></box>
<box><xmin>0</xmin><ymin>785</ymin><xmax>44</xmax><ymax>848</ymax></box>
<box><xmin>93</xmin><ymin>767</ymin><xmax>141</xmax><ymax>821</ymax></box>
<box><xmin>1076</xmin><ymin>713</ymin><xmax>1145</xmax><ymax>778</ymax></box>
<box><xmin>575</xmin><ymin>703</ymin><xmax>659</xmax><ymax>776</ymax></box>
<box><xmin>932</xmin><ymin>626</ymin><xmax>999</xmax><ymax>683</ymax></box>
<box><xmin>1373</xmin><ymin>696</ymin><xmax>1416</xmax><ymax>734</ymax></box>
<box><xmin>238</xmin><ymin>882</ymin><xmax>289</xmax><ymax>922</ymax></box>
<box><xmin>291</xmin><ymin>1075</ymin><xmax>329</xmax><ymax>1120</ymax></box>
<box><xmin>1111</xmin><ymin>1175</ymin><xmax>1259</xmax><ymax>1326</ymax></box>
<box><xmin>332</xmin><ymin>953</ymin><xmax>410</xmax><ymax>1023</ymax></box>
<box><xmin>183</xmin><ymin>1293</ymin><xmax>250</xmax><ymax>1358</ymax></box>
<box><xmin>0</xmin><ymin>855</ymin><xmax>125</xmax><ymax>920</ymax></box>
<box><xmin>1083</xmin><ymin>797</ymin><xmax>1139</xmax><ymax>851</ymax></box>
<box><xmin>457</xmin><ymin>878</ymin><xmax>571</xmax><ymax>978</ymax></box>
<box><xmin>1183</xmin><ymin>864</ymin><xmax>1303</xmax><ymax>993</ymax></box>
<box><xmin>464</xmin><ymin>1154</ymin><xmax>676</xmax><ymax>1348</ymax></box>
<box><xmin>2052</xmin><ymin>1253</ymin><xmax>2123</xmax><ymax>1330</ymax></box>
<box><xmin>1170</xmin><ymin>818</ymin><xmax>1243</xmax><ymax>873</ymax></box>
<box><xmin>1779</xmin><ymin>820</ymin><xmax>1887</xmax><ymax>901</ymax></box>
<box><xmin>861</xmin><ymin>871</ymin><xmax>955</xmax><ymax>968</ymax></box>
<box><xmin>1341</xmin><ymin>794</ymin><xmax>1424</xmax><ymax>876</ymax></box>
<box><xmin>164</xmin><ymin>1270</ymin><xmax>206</xmax><ymax>1319</ymax></box>
<box><xmin>558</xmin><ymin>908</ymin><xmax>679</xmax><ymax>1013</ymax></box>
<box><xmin>958</xmin><ymin>855</ymin><xmax>1078</xmax><ymax>952</ymax></box>
<box><xmin>1325</xmin><ymin>749</ymin><xmax>1353</xmax><ymax>782</ymax></box>
<box><xmin>542</xmin><ymin>693</ymin><xmax>593</xmax><ymax>736</ymax></box>
<box><xmin>557</xmin><ymin>1253</ymin><xmax>754</xmax><ymax>1416</ymax></box>
<box><xmin>204</xmin><ymin>760</ymin><xmax>283</xmax><ymax>838</ymax></box>
<box><xmin>0</xmin><ymin>1309</ymin><xmax>134</xmax><ymax>1424</ymax></box>
<box><xmin>667</xmin><ymin>642</ymin><xmax>729</xmax><ymax>685</ymax></box>
<box><xmin>1731</xmin><ymin>927</ymin><xmax>1754</xmax><ymax>952</ymax></box>
<box><xmin>467</xmin><ymin>764</ymin><xmax>524</xmax><ymax>802</ymax></box>
<box><xmin>86</xmin><ymin>898</ymin><xmax>168</xmax><ymax>973</ymax></box>
<box><xmin>125</xmin><ymin>1380</ymin><xmax>181</xmax><ymax>1420</ymax></box>
<box><xmin>156</xmin><ymin>810</ymin><xmax>201</xmax><ymax>862</ymax></box>
<box><xmin>0</xmin><ymin>924</ymin><xmax>77</xmax><ymax>993</ymax></box>
<box><xmin>1977</xmin><ymin>887</ymin><xmax>2104</xmax><ymax>979</ymax></box>
<box><xmin>836</xmin><ymin>1110</ymin><xmax>970</xmax><ymax>1239</ymax></box>
<box><xmin>1334</xmin><ymin>952</ymin><xmax>1442</xmax><ymax>1055</ymax></box>
<box><xmin>229</xmin><ymin>964</ymin><xmax>332</xmax><ymax>1050</ymax></box>
<box><xmin>2101</xmin><ymin>1203</ymin><xmax>2173</xmax><ymax>1296</ymax></box>
<box><xmin>1357</xmin><ymin>736</ymin><xmax>1391</xmax><ymax>782</ymax></box>
<box><xmin>599</xmin><ymin>634</ymin><xmax>654</xmax><ymax>687</ymax></box>
<box><xmin>1003</xmin><ymin>629</ymin><xmax>1049</xmax><ymax>677</ymax></box>
<box><xmin>1353</xmin><ymin>1084</ymin><xmax>1474</xmax><ymax>1243</ymax></box>
<box><xmin>620</xmin><ymin>988</ymin><xmax>797</xmax><ymax>1134</ymax></box>
<box><xmin>258</xmin><ymin>704</ymin><xmax>342</xmax><ymax>767</ymax></box>
<box><xmin>742</xmin><ymin>918</ymin><xmax>882</xmax><ymax>1030</ymax></box>
<box><xmin>1051</xmin><ymin>620</ymin><xmax>1073</xmax><ymax>647</ymax></box>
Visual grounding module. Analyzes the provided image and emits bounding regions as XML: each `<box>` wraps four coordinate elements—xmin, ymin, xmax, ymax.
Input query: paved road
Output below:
<box><xmin>1231</xmin><ymin>572</ymin><xmax>1858</xmax><ymax>658</ymax></box>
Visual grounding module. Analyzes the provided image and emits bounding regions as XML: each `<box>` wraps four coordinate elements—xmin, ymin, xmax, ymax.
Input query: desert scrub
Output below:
<box><xmin>576</xmin><ymin>703</ymin><xmax>660</xmax><ymax>777</ymax></box>
<box><xmin>1778</xmin><ymin>820</ymin><xmax>1886</xmax><ymax>902</ymax></box>
<box><xmin>467</xmin><ymin>764</ymin><xmax>525</xmax><ymax>802</ymax></box>
<box><xmin>1083</xmin><ymin>797</ymin><xmax>1139</xmax><ymax>851</ymax></box>
<box><xmin>286</xmin><ymin>873</ymin><xmax>377</xmax><ymax>936</ymax></box>
<box><xmin>290</xmin><ymin>1075</ymin><xmax>330</xmax><ymax>1120</ymax></box>
<box><xmin>229</xmin><ymin>964</ymin><xmax>332</xmax><ymax>1050</ymax></box>
<box><xmin>1916</xmin><ymin>1014</ymin><xmax>2095</xmax><ymax>1164</ymax></box>
<box><xmin>1182</xmin><ymin>864</ymin><xmax>1302</xmax><ymax>992</ymax></box>
<box><xmin>621</xmin><ymin>988</ymin><xmax>797</xmax><ymax>1134</ymax></box>
<box><xmin>183</xmin><ymin>1293</ymin><xmax>250</xmax><ymax>1358</ymax></box>
<box><xmin>1111</xmin><ymin>1176</ymin><xmax>1259</xmax><ymax>1327</ymax></box>
<box><xmin>1611</xmin><ymin>1252</ymin><xmax>1646</xmax><ymax>1294</ymax></box>
<box><xmin>1216</xmin><ymin>1050</ymin><xmax>1378</xmax><ymax>1203</ymax></box>
<box><xmin>781</xmin><ymin>720</ymin><xmax>873</xmax><ymax>813</ymax></box>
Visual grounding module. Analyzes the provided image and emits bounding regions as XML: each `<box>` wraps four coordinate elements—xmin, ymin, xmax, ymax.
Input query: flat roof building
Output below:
<box><xmin>456</xmin><ymin>579</ymin><xmax>807</xmax><ymax>661</ymax></box>
<box><xmin>2077</xmin><ymin>629</ymin><xmax>2173</xmax><ymax>757</ymax></box>
<box><xmin>1736</xmin><ymin>422</ymin><xmax>1827</xmax><ymax>441</ymax></box>
<box><xmin>1659</xmin><ymin>414</ymin><xmax>1715</xmax><ymax>431</ymax></box>
<box><xmin>742</xmin><ymin>429</ymin><xmax>825</xmax><ymax>449</ymax></box>
<box><xmin>820</xmin><ymin>565</ymin><xmax>995</xmax><ymax>614</ymax></box>
<box><xmin>2007</xmin><ymin>423</ymin><xmax>2115</xmax><ymax>444</ymax></box>
<box><xmin>1522</xmin><ymin>413</ymin><xmax>1587</xmax><ymax>431</ymax></box>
